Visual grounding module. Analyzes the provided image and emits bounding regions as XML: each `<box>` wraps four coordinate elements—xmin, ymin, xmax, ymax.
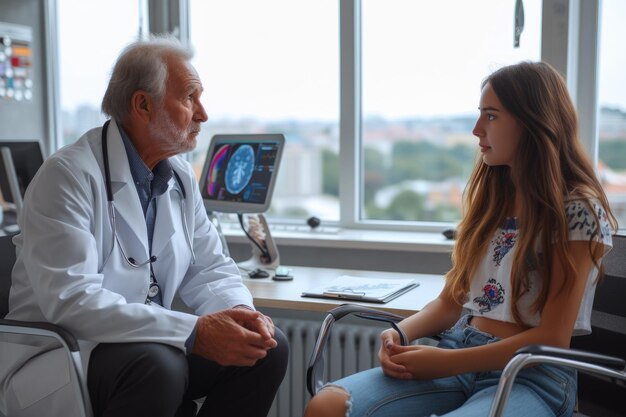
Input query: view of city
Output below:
<box><xmin>55</xmin><ymin>0</ymin><xmax>626</xmax><ymax>229</ymax></box>
<box><xmin>60</xmin><ymin>105</ymin><xmax>626</xmax><ymax>227</ymax></box>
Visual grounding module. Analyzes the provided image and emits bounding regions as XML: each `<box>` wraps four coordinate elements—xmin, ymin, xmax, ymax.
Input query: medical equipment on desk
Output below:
<box><xmin>196</xmin><ymin>133</ymin><xmax>285</xmax><ymax>275</ymax></box>
<box><xmin>237</xmin><ymin>213</ymin><xmax>280</xmax><ymax>271</ymax></box>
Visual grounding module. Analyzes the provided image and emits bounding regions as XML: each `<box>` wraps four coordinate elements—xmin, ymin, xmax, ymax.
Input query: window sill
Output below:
<box><xmin>223</xmin><ymin>223</ymin><xmax>455</xmax><ymax>253</ymax></box>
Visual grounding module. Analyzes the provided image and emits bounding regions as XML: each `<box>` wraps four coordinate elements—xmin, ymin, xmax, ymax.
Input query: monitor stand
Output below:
<box><xmin>237</xmin><ymin>213</ymin><xmax>280</xmax><ymax>272</ymax></box>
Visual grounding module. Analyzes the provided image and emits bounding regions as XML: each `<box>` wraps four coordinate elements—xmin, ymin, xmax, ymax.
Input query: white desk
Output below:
<box><xmin>242</xmin><ymin>266</ymin><xmax>445</xmax><ymax>317</ymax></box>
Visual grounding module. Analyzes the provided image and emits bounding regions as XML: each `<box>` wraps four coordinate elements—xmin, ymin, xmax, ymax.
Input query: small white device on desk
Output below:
<box><xmin>198</xmin><ymin>133</ymin><xmax>285</xmax><ymax>276</ymax></box>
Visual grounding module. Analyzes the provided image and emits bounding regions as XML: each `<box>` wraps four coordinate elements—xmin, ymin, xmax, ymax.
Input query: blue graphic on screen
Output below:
<box><xmin>225</xmin><ymin>145</ymin><xmax>255</xmax><ymax>194</ymax></box>
<box><xmin>204</xmin><ymin>142</ymin><xmax>280</xmax><ymax>206</ymax></box>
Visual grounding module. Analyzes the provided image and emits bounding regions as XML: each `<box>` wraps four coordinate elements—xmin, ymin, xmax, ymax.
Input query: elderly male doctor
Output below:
<box><xmin>1</xmin><ymin>36</ymin><xmax>288</xmax><ymax>417</ymax></box>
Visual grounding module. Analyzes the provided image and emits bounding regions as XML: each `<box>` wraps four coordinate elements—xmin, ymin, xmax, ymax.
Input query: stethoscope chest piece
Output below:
<box><xmin>148</xmin><ymin>284</ymin><xmax>160</xmax><ymax>298</ymax></box>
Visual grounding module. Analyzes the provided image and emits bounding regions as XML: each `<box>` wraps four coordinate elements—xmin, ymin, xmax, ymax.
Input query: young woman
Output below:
<box><xmin>304</xmin><ymin>61</ymin><xmax>617</xmax><ymax>417</ymax></box>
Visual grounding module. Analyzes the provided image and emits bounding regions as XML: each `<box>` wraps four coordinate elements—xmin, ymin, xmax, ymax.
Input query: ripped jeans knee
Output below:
<box><xmin>319</xmin><ymin>383</ymin><xmax>353</xmax><ymax>417</ymax></box>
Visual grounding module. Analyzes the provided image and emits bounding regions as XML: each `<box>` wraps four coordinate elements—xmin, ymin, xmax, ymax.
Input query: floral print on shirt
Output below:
<box><xmin>473</xmin><ymin>278</ymin><xmax>506</xmax><ymax>314</ymax></box>
<box><xmin>491</xmin><ymin>218</ymin><xmax>517</xmax><ymax>266</ymax></box>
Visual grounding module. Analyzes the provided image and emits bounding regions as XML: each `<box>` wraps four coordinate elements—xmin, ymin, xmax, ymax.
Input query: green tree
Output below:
<box><xmin>363</xmin><ymin>147</ymin><xmax>387</xmax><ymax>206</ymax></box>
<box><xmin>365</xmin><ymin>140</ymin><xmax>476</xmax><ymax>221</ymax></box>
<box><xmin>449</xmin><ymin>143</ymin><xmax>478</xmax><ymax>178</ymax></box>
<box><xmin>389</xmin><ymin>141</ymin><xmax>423</xmax><ymax>183</ymax></box>
<box><xmin>599</xmin><ymin>139</ymin><xmax>626</xmax><ymax>170</ymax></box>
<box><xmin>390</xmin><ymin>141</ymin><xmax>474</xmax><ymax>183</ymax></box>
<box><xmin>429</xmin><ymin>203</ymin><xmax>462</xmax><ymax>222</ymax></box>
<box><xmin>321</xmin><ymin>149</ymin><xmax>339</xmax><ymax>196</ymax></box>
<box><xmin>384</xmin><ymin>189</ymin><xmax>426</xmax><ymax>221</ymax></box>
<box><xmin>364</xmin><ymin>200</ymin><xmax>385</xmax><ymax>219</ymax></box>
<box><xmin>283</xmin><ymin>206</ymin><xmax>309</xmax><ymax>217</ymax></box>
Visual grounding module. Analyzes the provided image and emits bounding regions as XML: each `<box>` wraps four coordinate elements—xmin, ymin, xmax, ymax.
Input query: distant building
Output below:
<box><xmin>599</xmin><ymin>107</ymin><xmax>626</xmax><ymax>139</ymax></box>
<box><xmin>274</xmin><ymin>142</ymin><xmax>322</xmax><ymax>198</ymax></box>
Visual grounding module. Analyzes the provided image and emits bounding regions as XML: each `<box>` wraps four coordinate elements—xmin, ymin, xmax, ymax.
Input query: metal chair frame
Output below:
<box><xmin>0</xmin><ymin>234</ymin><xmax>93</xmax><ymax>417</ymax></box>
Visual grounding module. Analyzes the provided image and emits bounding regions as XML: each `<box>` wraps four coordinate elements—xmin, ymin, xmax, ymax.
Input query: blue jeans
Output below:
<box><xmin>329</xmin><ymin>315</ymin><xmax>577</xmax><ymax>417</ymax></box>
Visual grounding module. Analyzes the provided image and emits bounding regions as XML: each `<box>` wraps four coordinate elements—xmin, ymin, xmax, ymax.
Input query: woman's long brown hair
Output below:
<box><xmin>446</xmin><ymin>62</ymin><xmax>618</xmax><ymax>325</ymax></box>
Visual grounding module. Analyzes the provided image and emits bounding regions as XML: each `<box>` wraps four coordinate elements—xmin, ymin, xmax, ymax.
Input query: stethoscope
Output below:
<box><xmin>100</xmin><ymin>120</ymin><xmax>196</xmax><ymax>271</ymax></box>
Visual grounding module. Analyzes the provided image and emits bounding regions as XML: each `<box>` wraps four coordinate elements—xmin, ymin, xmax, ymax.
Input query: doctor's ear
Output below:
<box><xmin>130</xmin><ymin>90</ymin><xmax>154</xmax><ymax>123</ymax></box>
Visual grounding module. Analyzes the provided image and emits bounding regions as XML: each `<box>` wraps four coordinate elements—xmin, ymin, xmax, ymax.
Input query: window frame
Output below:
<box><xmin>339</xmin><ymin>0</ymin><xmax>602</xmax><ymax>232</ymax></box>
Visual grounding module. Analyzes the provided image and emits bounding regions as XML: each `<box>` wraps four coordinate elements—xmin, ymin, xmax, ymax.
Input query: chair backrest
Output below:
<box><xmin>0</xmin><ymin>234</ymin><xmax>17</xmax><ymax>318</ymax></box>
<box><xmin>571</xmin><ymin>233</ymin><xmax>626</xmax><ymax>416</ymax></box>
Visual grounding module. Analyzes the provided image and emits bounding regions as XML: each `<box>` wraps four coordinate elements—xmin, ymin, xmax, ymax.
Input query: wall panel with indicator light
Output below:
<box><xmin>0</xmin><ymin>22</ymin><xmax>34</xmax><ymax>102</ymax></box>
<box><xmin>0</xmin><ymin>0</ymin><xmax>48</xmax><ymax>149</ymax></box>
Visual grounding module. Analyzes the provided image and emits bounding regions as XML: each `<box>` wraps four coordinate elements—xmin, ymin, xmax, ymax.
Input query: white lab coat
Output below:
<box><xmin>0</xmin><ymin>120</ymin><xmax>253</xmax><ymax>416</ymax></box>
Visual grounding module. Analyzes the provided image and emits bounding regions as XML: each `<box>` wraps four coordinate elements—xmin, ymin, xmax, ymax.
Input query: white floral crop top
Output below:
<box><xmin>463</xmin><ymin>198</ymin><xmax>613</xmax><ymax>335</ymax></box>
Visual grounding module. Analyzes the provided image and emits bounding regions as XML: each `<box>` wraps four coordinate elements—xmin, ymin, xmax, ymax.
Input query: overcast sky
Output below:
<box><xmin>58</xmin><ymin>0</ymin><xmax>626</xmax><ymax>120</ymax></box>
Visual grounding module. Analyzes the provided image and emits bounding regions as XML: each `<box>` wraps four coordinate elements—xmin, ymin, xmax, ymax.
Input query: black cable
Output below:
<box><xmin>237</xmin><ymin>213</ymin><xmax>271</xmax><ymax>261</ymax></box>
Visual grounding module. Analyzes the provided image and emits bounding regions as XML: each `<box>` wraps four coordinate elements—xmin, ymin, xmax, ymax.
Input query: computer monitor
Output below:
<box><xmin>0</xmin><ymin>141</ymin><xmax>45</xmax><ymax>214</ymax></box>
<box><xmin>199</xmin><ymin>134</ymin><xmax>285</xmax><ymax>214</ymax></box>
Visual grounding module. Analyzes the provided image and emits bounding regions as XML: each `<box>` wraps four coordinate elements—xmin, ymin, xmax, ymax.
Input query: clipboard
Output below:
<box><xmin>301</xmin><ymin>275</ymin><xmax>419</xmax><ymax>304</ymax></box>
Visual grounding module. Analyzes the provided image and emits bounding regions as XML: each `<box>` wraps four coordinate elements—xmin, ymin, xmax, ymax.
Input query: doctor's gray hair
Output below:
<box><xmin>101</xmin><ymin>34</ymin><xmax>194</xmax><ymax>123</ymax></box>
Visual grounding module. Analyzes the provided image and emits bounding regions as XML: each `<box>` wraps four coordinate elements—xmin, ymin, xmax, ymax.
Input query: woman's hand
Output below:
<box><xmin>378</xmin><ymin>329</ymin><xmax>412</xmax><ymax>379</ymax></box>
<box><xmin>386</xmin><ymin>344</ymin><xmax>452</xmax><ymax>380</ymax></box>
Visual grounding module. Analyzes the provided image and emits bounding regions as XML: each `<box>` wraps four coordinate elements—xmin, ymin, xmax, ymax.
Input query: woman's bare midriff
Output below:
<box><xmin>469</xmin><ymin>315</ymin><xmax>529</xmax><ymax>339</ymax></box>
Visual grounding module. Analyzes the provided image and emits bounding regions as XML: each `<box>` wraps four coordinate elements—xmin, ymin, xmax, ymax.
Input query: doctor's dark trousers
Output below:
<box><xmin>87</xmin><ymin>328</ymin><xmax>288</xmax><ymax>417</ymax></box>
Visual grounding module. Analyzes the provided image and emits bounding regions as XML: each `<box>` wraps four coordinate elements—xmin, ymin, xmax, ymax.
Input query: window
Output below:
<box><xmin>361</xmin><ymin>0</ymin><xmax>541</xmax><ymax>223</ymax></box>
<box><xmin>50</xmin><ymin>1</ymin><xmax>618</xmax><ymax>233</ymax></box>
<box><xmin>187</xmin><ymin>0</ymin><xmax>542</xmax><ymax>227</ymax></box>
<box><xmin>598</xmin><ymin>0</ymin><xmax>626</xmax><ymax>229</ymax></box>
<box><xmin>188</xmin><ymin>0</ymin><xmax>340</xmax><ymax>221</ymax></box>
<box><xmin>56</xmin><ymin>0</ymin><xmax>145</xmax><ymax>147</ymax></box>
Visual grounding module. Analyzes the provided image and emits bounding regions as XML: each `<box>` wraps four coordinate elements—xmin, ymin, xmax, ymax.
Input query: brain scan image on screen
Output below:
<box><xmin>199</xmin><ymin>134</ymin><xmax>284</xmax><ymax>213</ymax></box>
<box><xmin>225</xmin><ymin>144</ymin><xmax>255</xmax><ymax>194</ymax></box>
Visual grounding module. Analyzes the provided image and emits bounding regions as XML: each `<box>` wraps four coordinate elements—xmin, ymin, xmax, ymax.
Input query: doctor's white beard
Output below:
<box><xmin>148</xmin><ymin>107</ymin><xmax>200</xmax><ymax>156</ymax></box>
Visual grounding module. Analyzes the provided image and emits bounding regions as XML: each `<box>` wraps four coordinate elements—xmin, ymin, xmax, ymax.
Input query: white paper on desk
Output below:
<box><xmin>301</xmin><ymin>275</ymin><xmax>418</xmax><ymax>303</ymax></box>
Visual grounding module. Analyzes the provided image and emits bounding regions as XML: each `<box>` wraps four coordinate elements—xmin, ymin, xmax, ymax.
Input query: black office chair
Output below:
<box><xmin>0</xmin><ymin>234</ymin><xmax>93</xmax><ymax>417</ymax></box>
<box><xmin>306</xmin><ymin>234</ymin><xmax>626</xmax><ymax>417</ymax></box>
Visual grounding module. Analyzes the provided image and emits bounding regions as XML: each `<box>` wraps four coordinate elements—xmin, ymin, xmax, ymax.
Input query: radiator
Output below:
<box><xmin>268</xmin><ymin>318</ymin><xmax>384</xmax><ymax>417</ymax></box>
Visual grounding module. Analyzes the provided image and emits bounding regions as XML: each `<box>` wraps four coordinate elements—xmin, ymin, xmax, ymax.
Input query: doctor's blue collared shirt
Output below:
<box><xmin>118</xmin><ymin>125</ymin><xmax>197</xmax><ymax>354</ymax></box>
<box><xmin>117</xmin><ymin>125</ymin><xmax>173</xmax><ymax>305</ymax></box>
<box><xmin>116</xmin><ymin>124</ymin><xmax>197</xmax><ymax>353</ymax></box>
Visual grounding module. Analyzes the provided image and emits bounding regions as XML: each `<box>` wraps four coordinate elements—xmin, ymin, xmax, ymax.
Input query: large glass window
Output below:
<box><xmin>56</xmin><ymin>0</ymin><xmax>144</xmax><ymax>147</ymax></box>
<box><xmin>53</xmin><ymin>1</ymin><xmax>618</xmax><ymax>232</ymax></box>
<box><xmin>188</xmin><ymin>0</ymin><xmax>340</xmax><ymax>221</ymax></box>
<box><xmin>361</xmin><ymin>0</ymin><xmax>542</xmax><ymax>223</ymax></box>
<box><xmin>598</xmin><ymin>0</ymin><xmax>626</xmax><ymax>229</ymax></box>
